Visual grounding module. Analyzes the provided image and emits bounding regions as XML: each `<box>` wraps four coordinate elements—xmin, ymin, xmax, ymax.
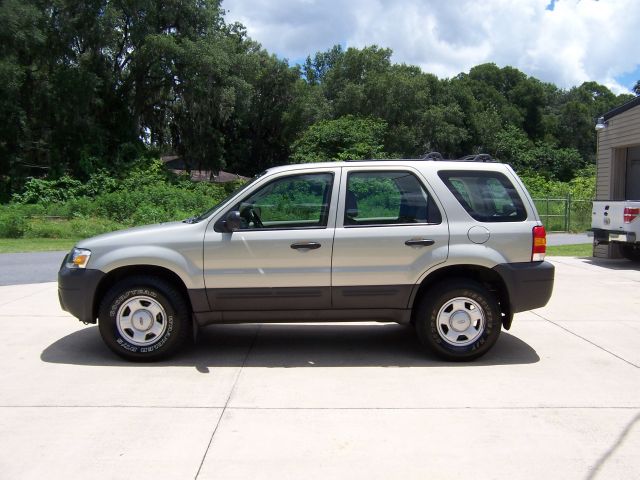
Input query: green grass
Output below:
<box><xmin>0</xmin><ymin>238</ymin><xmax>77</xmax><ymax>253</ymax></box>
<box><xmin>546</xmin><ymin>243</ymin><xmax>592</xmax><ymax>257</ymax></box>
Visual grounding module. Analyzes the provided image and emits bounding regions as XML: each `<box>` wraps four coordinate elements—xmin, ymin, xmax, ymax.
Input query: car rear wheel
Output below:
<box><xmin>415</xmin><ymin>279</ymin><xmax>501</xmax><ymax>361</ymax></box>
<box><xmin>98</xmin><ymin>276</ymin><xmax>191</xmax><ymax>361</ymax></box>
<box><xmin>621</xmin><ymin>244</ymin><xmax>640</xmax><ymax>262</ymax></box>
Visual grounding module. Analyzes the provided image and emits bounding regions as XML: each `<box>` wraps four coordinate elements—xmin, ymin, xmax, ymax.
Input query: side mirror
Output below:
<box><xmin>224</xmin><ymin>210</ymin><xmax>242</xmax><ymax>232</ymax></box>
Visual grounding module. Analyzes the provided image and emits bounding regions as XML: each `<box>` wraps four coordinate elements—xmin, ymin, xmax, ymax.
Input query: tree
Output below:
<box><xmin>1</xmin><ymin>3</ymin><xmax>630</xmax><ymax>199</ymax></box>
<box><xmin>224</xmin><ymin>50</ymin><xmax>302</xmax><ymax>174</ymax></box>
<box><xmin>634</xmin><ymin>80</ymin><xmax>640</xmax><ymax>96</ymax></box>
<box><xmin>290</xmin><ymin>116</ymin><xmax>389</xmax><ymax>163</ymax></box>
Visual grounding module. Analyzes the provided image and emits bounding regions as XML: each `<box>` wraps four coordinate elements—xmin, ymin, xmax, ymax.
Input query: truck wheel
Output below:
<box><xmin>415</xmin><ymin>279</ymin><xmax>501</xmax><ymax>361</ymax></box>
<box><xmin>621</xmin><ymin>244</ymin><xmax>640</xmax><ymax>262</ymax></box>
<box><xmin>98</xmin><ymin>276</ymin><xmax>191</xmax><ymax>361</ymax></box>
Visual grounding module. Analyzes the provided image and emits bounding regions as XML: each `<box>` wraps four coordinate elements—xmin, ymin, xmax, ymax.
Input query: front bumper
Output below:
<box><xmin>493</xmin><ymin>261</ymin><xmax>555</xmax><ymax>313</ymax></box>
<box><xmin>58</xmin><ymin>265</ymin><xmax>105</xmax><ymax>324</ymax></box>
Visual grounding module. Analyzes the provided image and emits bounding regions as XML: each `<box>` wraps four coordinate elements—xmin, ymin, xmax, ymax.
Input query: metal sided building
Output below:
<box><xmin>593</xmin><ymin>96</ymin><xmax>640</xmax><ymax>258</ymax></box>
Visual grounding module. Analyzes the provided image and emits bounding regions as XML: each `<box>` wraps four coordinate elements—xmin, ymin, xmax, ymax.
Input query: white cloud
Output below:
<box><xmin>222</xmin><ymin>0</ymin><xmax>640</xmax><ymax>93</ymax></box>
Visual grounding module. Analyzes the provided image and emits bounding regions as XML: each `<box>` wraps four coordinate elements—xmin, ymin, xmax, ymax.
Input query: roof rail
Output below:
<box><xmin>457</xmin><ymin>154</ymin><xmax>498</xmax><ymax>163</ymax></box>
<box><xmin>421</xmin><ymin>152</ymin><xmax>444</xmax><ymax>161</ymax></box>
<box><xmin>339</xmin><ymin>154</ymin><xmax>499</xmax><ymax>163</ymax></box>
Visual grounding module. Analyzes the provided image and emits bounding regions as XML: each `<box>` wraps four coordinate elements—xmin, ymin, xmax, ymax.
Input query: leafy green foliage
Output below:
<box><xmin>1</xmin><ymin>158</ymin><xmax>236</xmax><ymax>239</ymax></box>
<box><xmin>0</xmin><ymin>206</ymin><xmax>27</xmax><ymax>238</ymax></box>
<box><xmin>347</xmin><ymin>176</ymin><xmax>401</xmax><ymax>218</ymax></box>
<box><xmin>13</xmin><ymin>170</ymin><xmax>118</xmax><ymax>204</ymax></box>
<box><xmin>520</xmin><ymin>166</ymin><xmax>595</xmax><ymax>199</ymax></box>
<box><xmin>0</xmin><ymin>1</ymin><xmax>630</xmax><ymax>209</ymax></box>
<box><xmin>520</xmin><ymin>168</ymin><xmax>595</xmax><ymax>232</ymax></box>
<box><xmin>291</xmin><ymin>115</ymin><xmax>389</xmax><ymax>163</ymax></box>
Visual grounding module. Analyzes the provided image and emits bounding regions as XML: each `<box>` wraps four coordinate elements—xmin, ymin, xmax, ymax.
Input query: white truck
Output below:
<box><xmin>592</xmin><ymin>201</ymin><xmax>640</xmax><ymax>261</ymax></box>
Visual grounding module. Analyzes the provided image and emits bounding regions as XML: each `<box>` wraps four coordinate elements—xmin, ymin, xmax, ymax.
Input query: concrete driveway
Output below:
<box><xmin>0</xmin><ymin>257</ymin><xmax>638</xmax><ymax>479</ymax></box>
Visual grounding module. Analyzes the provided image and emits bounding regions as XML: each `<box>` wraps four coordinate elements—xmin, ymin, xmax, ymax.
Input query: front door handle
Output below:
<box><xmin>405</xmin><ymin>239</ymin><xmax>435</xmax><ymax>247</ymax></box>
<box><xmin>291</xmin><ymin>242</ymin><xmax>322</xmax><ymax>250</ymax></box>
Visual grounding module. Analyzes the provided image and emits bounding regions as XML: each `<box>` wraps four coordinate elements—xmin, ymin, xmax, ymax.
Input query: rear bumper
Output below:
<box><xmin>592</xmin><ymin>228</ymin><xmax>637</xmax><ymax>244</ymax></box>
<box><xmin>493</xmin><ymin>261</ymin><xmax>555</xmax><ymax>313</ymax></box>
<box><xmin>58</xmin><ymin>265</ymin><xmax>105</xmax><ymax>324</ymax></box>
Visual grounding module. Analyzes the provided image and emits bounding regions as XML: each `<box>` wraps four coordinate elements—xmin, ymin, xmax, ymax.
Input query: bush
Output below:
<box><xmin>68</xmin><ymin>217</ymin><xmax>126</xmax><ymax>238</ymax></box>
<box><xmin>13</xmin><ymin>169</ymin><xmax>120</xmax><ymax>206</ymax></box>
<box><xmin>521</xmin><ymin>167</ymin><xmax>595</xmax><ymax>232</ymax></box>
<box><xmin>93</xmin><ymin>174</ymin><xmax>229</xmax><ymax>225</ymax></box>
<box><xmin>519</xmin><ymin>168</ymin><xmax>595</xmax><ymax>200</ymax></box>
<box><xmin>13</xmin><ymin>176</ymin><xmax>85</xmax><ymax>204</ymax></box>
<box><xmin>23</xmin><ymin>217</ymin><xmax>126</xmax><ymax>239</ymax></box>
<box><xmin>2</xmin><ymin>156</ymin><xmax>243</xmax><ymax>238</ymax></box>
<box><xmin>0</xmin><ymin>208</ymin><xmax>26</xmax><ymax>238</ymax></box>
<box><xmin>130</xmin><ymin>204</ymin><xmax>168</xmax><ymax>225</ymax></box>
<box><xmin>24</xmin><ymin>218</ymin><xmax>70</xmax><ymax>238</ymax></box>
<box><xmin>57</xmin><ymin>197</ymin><xmax>99</xmax><ymax>218</ymax></box>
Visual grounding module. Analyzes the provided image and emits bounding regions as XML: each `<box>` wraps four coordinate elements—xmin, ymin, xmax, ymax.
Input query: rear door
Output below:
<box><xmin>331</xmin><ymin>166</ymin><xmax>449</xmax><ymax>309</ymax></box>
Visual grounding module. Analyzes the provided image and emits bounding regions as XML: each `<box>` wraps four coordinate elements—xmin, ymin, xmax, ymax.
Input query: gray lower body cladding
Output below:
<box><xmin>58</xmin><ymin>267</ymin><xmax>105</xmax><ymax>324</ymax></box>
<box><xmin>59</xmin><ymin>262</ymin><xmax>554</xmax><ymax>326</ymax></box>
<box><xmin>492</xmin><ymin>261</ymin><xmax>555</xmax><ymax>313</ymax></box>
<box><xmin>205</xmin><ymin>285</ymin><xmax>412</xmax><ymax>311</ymax></box>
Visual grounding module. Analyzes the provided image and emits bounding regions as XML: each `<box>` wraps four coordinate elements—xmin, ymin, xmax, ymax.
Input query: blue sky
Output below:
<box><xmin>616</xmin><ymin>70</ymin><xmax>640</xmax><ymax>91</ymax></box>
<box><xmin>223</xmin><ymin>0</ymin><xmax>640</xmax><ymax>94</ymax></box>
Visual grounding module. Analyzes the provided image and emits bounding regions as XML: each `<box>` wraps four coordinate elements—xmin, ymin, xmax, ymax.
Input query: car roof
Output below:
<box><xmin>264</xmin><ymin>159</ymin><xmax>510</xmax><ymax>175</ymax></box>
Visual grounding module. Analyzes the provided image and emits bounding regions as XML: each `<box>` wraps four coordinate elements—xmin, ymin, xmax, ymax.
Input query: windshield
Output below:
<box><xmin>187</xmin><ymin>173</ymin><xmax>264</xmax><ymax>223</ymax></box>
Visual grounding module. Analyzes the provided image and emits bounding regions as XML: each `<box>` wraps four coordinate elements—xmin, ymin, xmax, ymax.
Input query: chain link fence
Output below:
<box><xmin>532</xmin><ymin>197</ymin><xmax>592</xmax><ymax>233</ymax></box>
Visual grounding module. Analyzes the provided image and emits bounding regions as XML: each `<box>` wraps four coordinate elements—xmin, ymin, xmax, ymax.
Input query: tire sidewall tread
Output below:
<box><xmin>416</xmin><ymin>278</ymin><xmax>501</xmax><ymax>361</ymax></box>
<box><xmin>98</xmin><ymin>276</ymin><xmax>191</xmax><ymax>361</ymax></box>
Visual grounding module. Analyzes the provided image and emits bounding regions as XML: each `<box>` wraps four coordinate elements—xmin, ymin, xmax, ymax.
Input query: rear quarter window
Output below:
<box><xmin>438</xmin><ymin>170</ymin><xmax>527</xmax><ymax>222</ymax></box>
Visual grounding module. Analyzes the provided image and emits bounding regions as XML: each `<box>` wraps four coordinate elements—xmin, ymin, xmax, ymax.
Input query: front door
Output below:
<box><xmin>203</xmin><ymin>168</ymin><xmax>340</xmax><ymax>310</ymax></box>
<box><xmin>331</xmin><ymin>167</ymin><xmax>449</xmax><ymax>309</ymax></box>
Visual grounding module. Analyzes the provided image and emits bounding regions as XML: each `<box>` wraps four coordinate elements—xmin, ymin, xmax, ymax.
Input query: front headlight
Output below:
<box><xmin>66</xmin><ymin>248</ymin><xmax>92</xmax><ymax>269</ymax></box>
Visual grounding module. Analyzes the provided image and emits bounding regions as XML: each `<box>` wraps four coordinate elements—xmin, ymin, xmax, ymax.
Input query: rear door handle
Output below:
<box><xmin>291</xmin><ymin>242</ymin><xmax>321</xmax><ymax>250</ymax></box>
<box><xmin>405</xmin><ymin>239</ymin><xmax>435</xmax><ymax>247</ymax></box>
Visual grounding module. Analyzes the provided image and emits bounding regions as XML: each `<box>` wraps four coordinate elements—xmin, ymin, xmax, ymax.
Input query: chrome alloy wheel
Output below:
<box><xmin>116</xmin><ymin>295</ymin><xmax>168</xmax><ymax>346</ymax></box>
<box><xmin>436</xmin><ymin>296</ymin><xmax>486</xmax><ymax>347</ymax></box>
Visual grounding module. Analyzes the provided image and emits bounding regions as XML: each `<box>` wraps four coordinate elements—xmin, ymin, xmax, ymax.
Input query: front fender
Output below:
<box><xmin>90</xmin><ymin>245</ymin><xmax>204</xmax><ymax>290</ymax></box>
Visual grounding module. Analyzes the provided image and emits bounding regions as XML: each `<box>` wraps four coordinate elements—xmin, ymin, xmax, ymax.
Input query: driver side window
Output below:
<box><xmin>232</xmin><ymin>172</ymin><xmax>334</xmax><ymax>230</ymax></box>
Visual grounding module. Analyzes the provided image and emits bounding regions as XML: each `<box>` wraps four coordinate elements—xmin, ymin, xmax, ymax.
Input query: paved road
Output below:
<box><xmin>0</xmin><ymin>250</ymin><xmax>67</xmax><ymax>286</ymax></box>
<box><xmin>0</xmin><ymin>257</ymin><xmax>638</xmax><ymax>479</ymax></box>
<box><xmin>547</xmin><ymin>232</ymin><xmax>592</xmax><ymax>246</ymax></box>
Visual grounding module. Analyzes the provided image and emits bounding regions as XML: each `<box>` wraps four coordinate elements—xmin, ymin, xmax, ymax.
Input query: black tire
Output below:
<box><xmin>415</xmin><ymin>279</ymin><xmax>501</xmax><ymax>361</ymax></box>
<box><xmin>621</xmin><ymin>244</ymin><xmax>640</xmax><ymax>262</ymax></box>
<box><xmin>98</xmin><ymin>276</ymin><xmax>191</xmax><ymax>361</ymax></box>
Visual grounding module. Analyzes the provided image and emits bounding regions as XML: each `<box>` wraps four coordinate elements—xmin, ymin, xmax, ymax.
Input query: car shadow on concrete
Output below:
<box><xmin>41</xmin><ymin>323</ymin><xmax>539</xmax><ymax>368</ymax></box>
<box><xmin>583</xmin><ymin>257</ymin><xmax>639</xmax><ymax>271</ymax></box>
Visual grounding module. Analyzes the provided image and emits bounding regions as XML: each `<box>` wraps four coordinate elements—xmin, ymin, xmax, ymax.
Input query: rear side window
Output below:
<box><xmin>438</xmin><ymin>171</ymin><xmax>527</xmax><ymax>222</ymax></box>
<box><xmin>344</xmin><ymin>171</ymin><xmax>442</xmax><ymax>226</ymax></box>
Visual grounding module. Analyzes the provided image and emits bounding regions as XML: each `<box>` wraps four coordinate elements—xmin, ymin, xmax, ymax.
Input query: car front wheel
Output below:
<box><xmin>415</xmin><ymin>279</ymin><xmax>501</xmax><ymax>361</ymax></box>
<box><xmin>98</xmin><ymin>276</ymin><xmax>191</xmax><ymax>361</ymax></box>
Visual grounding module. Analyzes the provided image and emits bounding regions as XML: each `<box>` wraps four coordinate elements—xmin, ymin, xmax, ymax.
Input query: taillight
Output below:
<box><xmin>532</xmin><ymin>225</ymin><xmax>546</xmax><ymax>261</ymax></box>
<box><xmin>624</xmin><ymin>207</ymin><xmax>639</xmax><ymax>224</ymax></box>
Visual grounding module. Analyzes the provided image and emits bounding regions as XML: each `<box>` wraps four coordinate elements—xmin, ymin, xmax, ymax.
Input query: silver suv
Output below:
<box><xmin>58</xmin><ymin>156</ymin><xmax>554</xmax><ymax>361</ymax></box>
